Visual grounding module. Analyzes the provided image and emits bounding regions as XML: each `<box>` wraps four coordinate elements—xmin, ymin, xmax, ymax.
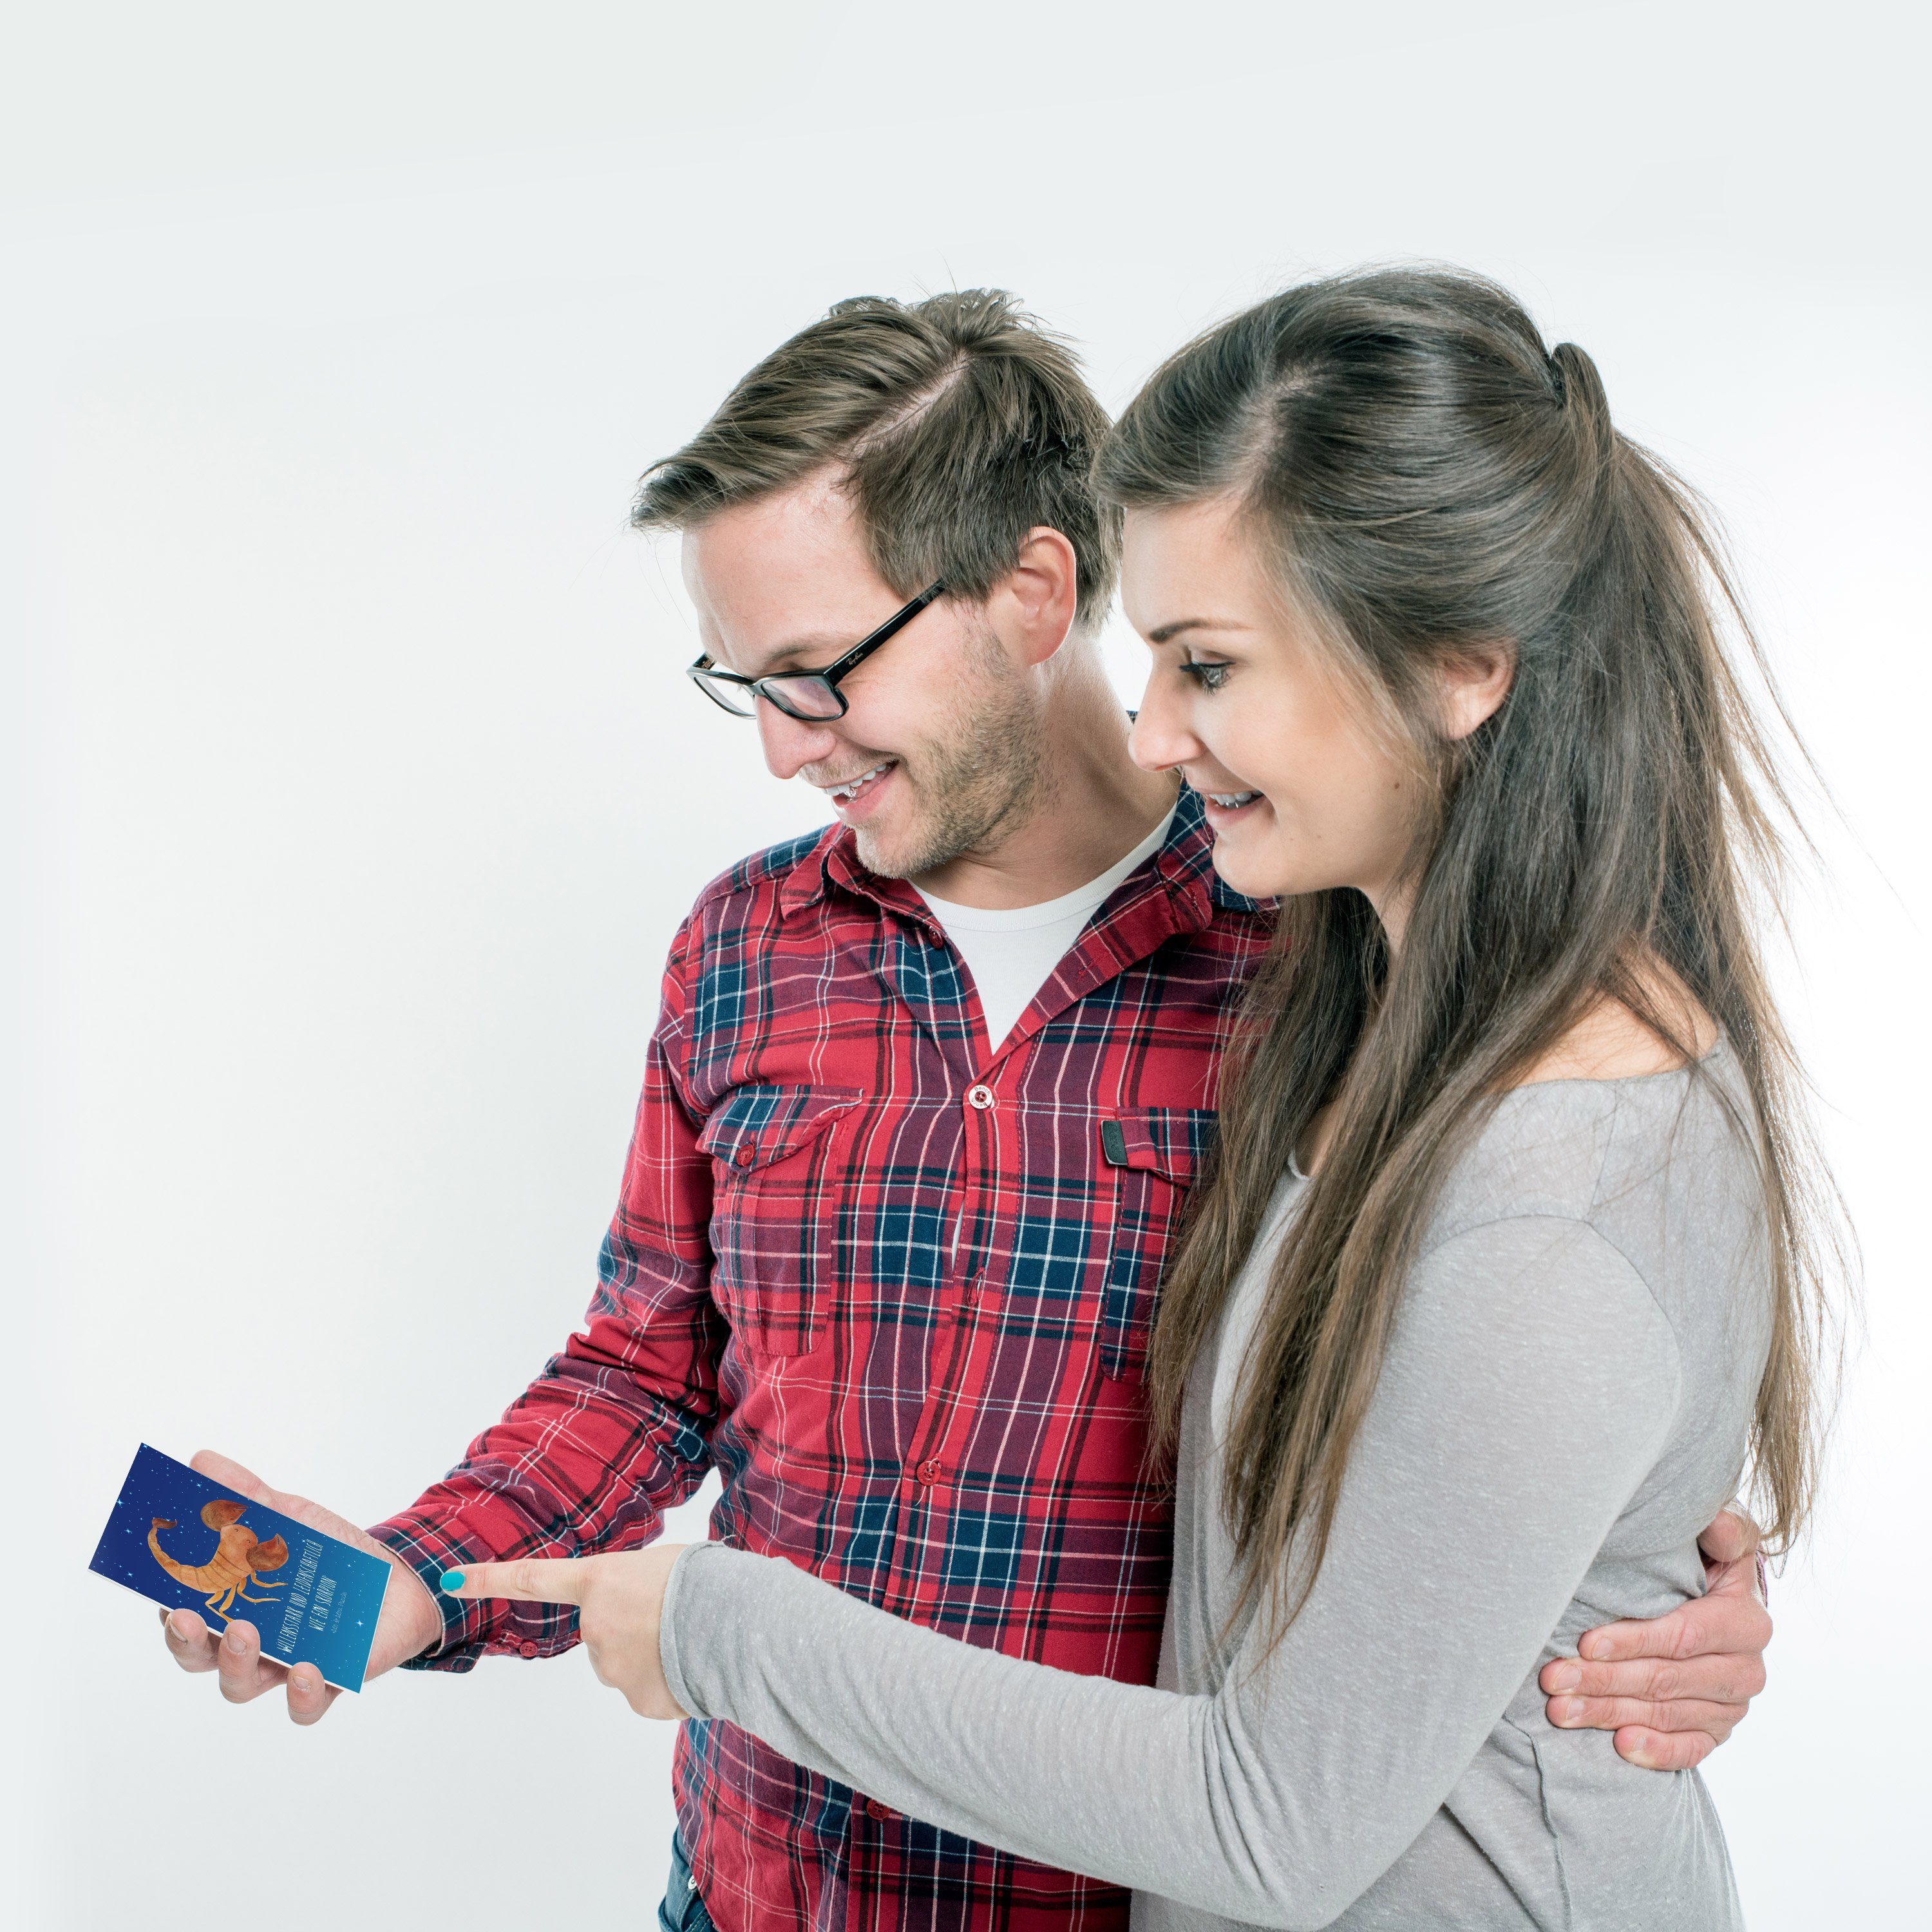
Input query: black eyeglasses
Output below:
<box><xmin>687</xmin><ymin>582</ymin><xmax>946</xmax><ymax>721</ymax></box>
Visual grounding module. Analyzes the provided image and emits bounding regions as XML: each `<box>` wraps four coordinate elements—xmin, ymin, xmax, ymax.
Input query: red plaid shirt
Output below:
<box><xmin>373</xmin><ymin>790</ymin><xmax>1271</xmax><ymax>1931</ymax></box>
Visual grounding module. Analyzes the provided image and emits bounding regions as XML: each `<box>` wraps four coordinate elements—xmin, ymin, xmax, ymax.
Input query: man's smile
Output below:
<box><xmin>815</xmin><ymin>758</ymin><xmax>900</xmax><ymax>820</ymax></box>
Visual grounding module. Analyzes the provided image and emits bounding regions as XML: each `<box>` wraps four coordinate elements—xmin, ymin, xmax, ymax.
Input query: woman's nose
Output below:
<box><xmin>1128</xmin><ymin>677</ymin><xmax>1200</xmax><ymax>774</ymax></box>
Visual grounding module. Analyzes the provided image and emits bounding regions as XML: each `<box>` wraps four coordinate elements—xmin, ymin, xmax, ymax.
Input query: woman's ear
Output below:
<box><xmin>1439</xmin><ymin>640</ymin><xmax>1516</xmax><ymax>741</ymax></box>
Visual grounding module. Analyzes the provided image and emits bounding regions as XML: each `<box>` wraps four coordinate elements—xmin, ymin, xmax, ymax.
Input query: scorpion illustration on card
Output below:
<box><xmin>147</xmin><ymin>1498</ymin><xmax>292</xmax><ymax>1622</ymax></box>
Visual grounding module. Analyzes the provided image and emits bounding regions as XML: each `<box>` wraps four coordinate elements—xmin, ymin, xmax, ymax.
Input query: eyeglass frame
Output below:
<box><xmin>686</xmin><ymin>582</ymin><xmax>947</xmax><ymax>721</ymax></box>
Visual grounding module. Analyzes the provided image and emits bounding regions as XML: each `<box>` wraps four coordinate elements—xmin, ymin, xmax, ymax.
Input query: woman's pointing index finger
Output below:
<box><xmin>440</xmin><ymin>1558</ymin><xmax>592</xmax><ymax>1605</ymax></box>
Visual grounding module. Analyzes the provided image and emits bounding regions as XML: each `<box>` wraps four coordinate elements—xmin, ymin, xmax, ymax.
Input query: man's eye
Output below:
<box><xmin>1178</xmin><ymin>659</ymin><xmax>1233</xmax><ymax>692</ymax></box>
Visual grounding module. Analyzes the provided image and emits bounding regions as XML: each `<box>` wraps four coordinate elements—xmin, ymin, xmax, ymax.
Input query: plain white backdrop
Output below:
<box><xmin>6</xmin><ymin>3</ymin><xmax>1927</xmax><ymax>1925</ymax></box>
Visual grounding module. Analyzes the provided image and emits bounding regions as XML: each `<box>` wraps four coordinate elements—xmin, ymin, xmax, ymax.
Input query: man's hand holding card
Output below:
<box><xmin>95</xmin><ymin>1445</ymin><xmax>442</xmax><ymax>1721</ymax></box>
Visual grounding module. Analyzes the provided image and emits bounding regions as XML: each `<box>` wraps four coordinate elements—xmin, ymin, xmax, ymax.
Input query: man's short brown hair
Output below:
<box><xmin>633</xmin><ymin>290</ymin><xmax>1119</xmax><ymax>629</ymax></box>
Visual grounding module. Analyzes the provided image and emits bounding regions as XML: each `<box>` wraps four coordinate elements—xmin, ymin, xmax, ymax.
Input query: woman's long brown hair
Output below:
<box><xmin>1098</xmin><ymin>267</ymin><xmax>1848</xmax><ymax>1649</ymax></box>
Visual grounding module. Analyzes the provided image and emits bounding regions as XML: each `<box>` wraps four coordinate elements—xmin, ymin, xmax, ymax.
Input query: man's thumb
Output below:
<box><xmin>1696</xmin><ymin>1507</ymin><xmax>1760</xmax><ymax>1567</ymax></box>
<box><xmin>191</xmin><ymin>1448</ymin><xmax>276</xmax><ymax>1504</ymax></box>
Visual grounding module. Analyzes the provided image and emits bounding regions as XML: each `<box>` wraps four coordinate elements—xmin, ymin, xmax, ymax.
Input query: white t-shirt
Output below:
<box><xmin>916</xmin><ymin>808</ymin><xmax>1176</xmax><ymax>1052</ymax></box>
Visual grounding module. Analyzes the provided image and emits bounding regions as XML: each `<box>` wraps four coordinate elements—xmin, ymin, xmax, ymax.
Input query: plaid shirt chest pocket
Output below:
<box><xmin>1098</xmin><ymin>1106</ymin><xmax>1217</xmax><ymax>1383</ymax></box>
<box><xmin>698</xmin><ymin>1084</ymin><xmax>864</xmax><ymax>1357</ymax></box>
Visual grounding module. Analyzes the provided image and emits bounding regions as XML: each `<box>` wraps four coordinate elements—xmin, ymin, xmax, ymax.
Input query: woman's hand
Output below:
<box><xmin>440</xmin><ymin>1546</ymin><xmax>690</xmax><ymax>1718</ymax></box>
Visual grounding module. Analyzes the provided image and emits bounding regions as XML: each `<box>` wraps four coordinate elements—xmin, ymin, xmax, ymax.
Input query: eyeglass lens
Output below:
<box><xmin>762</xmin><ymin>676</ymin><xmax>844</xmax><ymax>721</ymax></box>
<box><xmin>693</xmin><ymin>670</ymin><xmax>844</xmax><ymax>721</ymax></box>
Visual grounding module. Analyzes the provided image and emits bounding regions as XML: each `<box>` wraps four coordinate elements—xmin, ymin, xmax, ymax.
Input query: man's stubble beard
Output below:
<box><xmin>853</xmin><ymin>637</ymin><xmax>1050</xmax><ymax>883</ymax></box>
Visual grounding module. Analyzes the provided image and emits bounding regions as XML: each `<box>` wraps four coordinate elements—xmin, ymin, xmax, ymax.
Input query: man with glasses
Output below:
<box><xmin>687</xmin><ymin>580</ymin><xmax>947</xmax><ymax>722</ymax></box>
<box><xmin>159</xmin><ymin>291</ymin><xmax>1774</xmax><ymax>1932</ymax></box>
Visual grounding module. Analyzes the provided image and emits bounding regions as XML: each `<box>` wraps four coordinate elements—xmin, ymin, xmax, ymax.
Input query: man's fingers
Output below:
<box><xmin>1696</xmin><ymin>1506</ymin><xmax>1761</xmax><ymax>1567</ymax></box>
<box><xmin>1577</xmin><ymin>1589</ymin><xmax>1768</xmax><ymax>1666</ymax></box>
<box><xmin>1558</xmin><ymin>1577</ymin><xmax>1770</xmax><ymax>1757</ymax></box>
<box><xmin>161</xmin><ymin>1607</ymin><xmax>222</xmax><ymax>1674</ymax></box>
<box><xmin>285</xmin><ymin>1663</ymin><xmax>337</xmax><ymax>1727</ymax></box>
<box><xmin>1613</xmin><ymin>1724</ymin><xmax>1716</xmax><ymax>1772</ymax></box>
<box><xmin>1577</xmin><ymin>1610</ymin><xmax>1689</xmax><ymax>1664</ymax></box>
<box><xmin>214</xmin><ymin>1618</ymin><xmax>283</xmax><ymax>1704</ymax></box>
<box><xmin>1548</xmin><ymin>1692</ymin><xmax>1743</xmax><ymax>1737</ymax></box>
<box><xmin>1540</xmin><ymin>1650</ymin><xmax>1766</xmax><ymax>1706</ymax></box>
<box><xmin>440</xmin><ymin>1557</ymin><xmax>592</xmax><ymax>1607</ymax></box>
<box><xmin>160</xmin><ymin>1603</ymin><xmax>336</xmax><ymax>1719</ymax></box>
<box><xmin>1679</xmin><ymin>1578</ymin><xmax>1772</xmax><ymax>1672</ymax></box>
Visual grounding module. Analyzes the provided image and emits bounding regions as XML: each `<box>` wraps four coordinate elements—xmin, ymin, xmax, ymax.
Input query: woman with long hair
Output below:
<box><xmin>448</xmin><ymin>267</ymin><xmax>1841</xmax><ymax>1927</ymax></box>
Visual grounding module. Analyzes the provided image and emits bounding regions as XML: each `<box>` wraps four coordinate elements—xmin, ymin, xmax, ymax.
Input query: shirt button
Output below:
<box><xmin>735</xmin><ymin>1144</ymin><xmax>755</xmax><ymax>1166</ymax></box>
<box><xmin>915</xmin><ymin>1458</ymin><xmax>945</xmax><ymax>1487</ymax></box>
<box><xmin>965</xmin><ymin>1083</ymin><xmax>995</xmax><ymax>1111</ymax></box>
<box><xmin>865</xmin><ymin>1798</ymin><xmax>897</xmax><ymax>1821</ymax></box>
<box><xmin>518</xmin><ymin>1640</ymin><xmax>540</xmax><ymax>1658</ymax></box>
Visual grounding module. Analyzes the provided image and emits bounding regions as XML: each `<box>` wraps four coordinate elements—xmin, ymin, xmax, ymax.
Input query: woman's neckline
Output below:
<box><xmin>1289</xmin><ymin>1032</ymin><xmax>1730</xmax><ymax>1183</ymax></box>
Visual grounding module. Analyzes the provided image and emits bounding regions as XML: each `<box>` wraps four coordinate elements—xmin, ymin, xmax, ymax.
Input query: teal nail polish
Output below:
<box><xmin>440</xmin><ymin>1569</ymin><xmax>466</xmax><ymax>1592</ymax></box>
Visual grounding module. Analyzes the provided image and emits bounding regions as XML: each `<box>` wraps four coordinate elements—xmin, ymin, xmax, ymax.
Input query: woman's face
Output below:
<box><xmin>1123</xmin><ymin>498</ymin><xmax>1425</xmax><ymax>914</ymax></box>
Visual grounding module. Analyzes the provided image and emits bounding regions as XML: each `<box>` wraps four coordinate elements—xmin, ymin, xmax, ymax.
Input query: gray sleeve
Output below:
<box><xmin>659</xmin><ymin>1216</ymin><xmax>1682</xmax><ymax>1930</ymax></box>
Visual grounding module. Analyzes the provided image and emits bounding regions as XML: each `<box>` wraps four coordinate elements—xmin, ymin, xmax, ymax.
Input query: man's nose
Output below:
<box><xmin>756</xmin><ymin>701</ymin><xmax>843</xmax><ymax>781</ymax></box>
<box><xmin>1128</xmin><ymin>677</ymin><xmax>1201</xmax><ymax>774</ymax></box>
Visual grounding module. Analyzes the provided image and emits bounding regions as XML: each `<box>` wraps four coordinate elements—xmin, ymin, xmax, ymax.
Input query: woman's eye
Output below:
<box><xmin>1178</xmin><ymin>659</ymin><xmax>1233</xmax><ymax>692</ymax></box>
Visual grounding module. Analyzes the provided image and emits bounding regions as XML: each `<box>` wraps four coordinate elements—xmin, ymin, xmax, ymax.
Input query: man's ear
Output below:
<box><xmin>990</xmin><ymin>526</ymin><xmax>1082</xmax><ymax>668</ymax></box>
<box><xmin>1439</xmin><ymin>639</ymin><xmax>1516</xmax><ymax>741</ymax></box>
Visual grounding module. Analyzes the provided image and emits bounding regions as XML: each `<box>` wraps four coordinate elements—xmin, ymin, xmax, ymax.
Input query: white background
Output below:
<box><xmin>6</xmin><ymin>3</ymin><xmax>1927</xmax><ymax>1925</ymax></box>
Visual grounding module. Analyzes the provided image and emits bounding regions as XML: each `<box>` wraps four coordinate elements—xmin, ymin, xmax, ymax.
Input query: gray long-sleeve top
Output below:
<box><xmin>661</xmin><ymin>1048</ymin><xmax>1767</xmax><ymax>1930</ymax></box>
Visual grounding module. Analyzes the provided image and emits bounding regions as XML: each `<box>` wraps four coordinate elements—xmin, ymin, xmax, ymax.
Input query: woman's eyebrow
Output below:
<box><xmin>1145</xmin><ymin>616</ymin><xmax>1253</xmax><ymax>646</ymax></box>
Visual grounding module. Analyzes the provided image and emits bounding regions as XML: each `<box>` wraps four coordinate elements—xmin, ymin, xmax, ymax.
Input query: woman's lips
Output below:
<box><xmin>1197</xmin><ymin>783</ymin><xmax>1262</xmax><ymax>829</ymax></box>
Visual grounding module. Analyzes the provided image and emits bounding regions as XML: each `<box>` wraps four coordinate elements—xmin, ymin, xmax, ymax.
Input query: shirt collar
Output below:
<box><xmin>774</xmin><ymin>820</ymin><xmax>935</xmax><ymax>930</ymax></box>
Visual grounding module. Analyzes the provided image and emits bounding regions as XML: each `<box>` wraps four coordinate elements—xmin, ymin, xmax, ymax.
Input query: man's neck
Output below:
<box><xmin>909</xmin><ymin>665</ymin><xmax>1179</xmax><ymax>911</ymax></box>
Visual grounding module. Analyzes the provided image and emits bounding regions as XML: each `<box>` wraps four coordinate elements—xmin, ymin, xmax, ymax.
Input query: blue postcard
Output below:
<box><xmin>90</xmin><ymin>1444</ymin><xmax>392</xmax><ymax>1691</ymax></box>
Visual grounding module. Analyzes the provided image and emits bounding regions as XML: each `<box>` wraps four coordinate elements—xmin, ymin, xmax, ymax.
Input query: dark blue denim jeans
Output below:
<box><xmin>656</xmin><ymin>1830</ymin><xmax>717</xmax><ymax>1932</ymax></box>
